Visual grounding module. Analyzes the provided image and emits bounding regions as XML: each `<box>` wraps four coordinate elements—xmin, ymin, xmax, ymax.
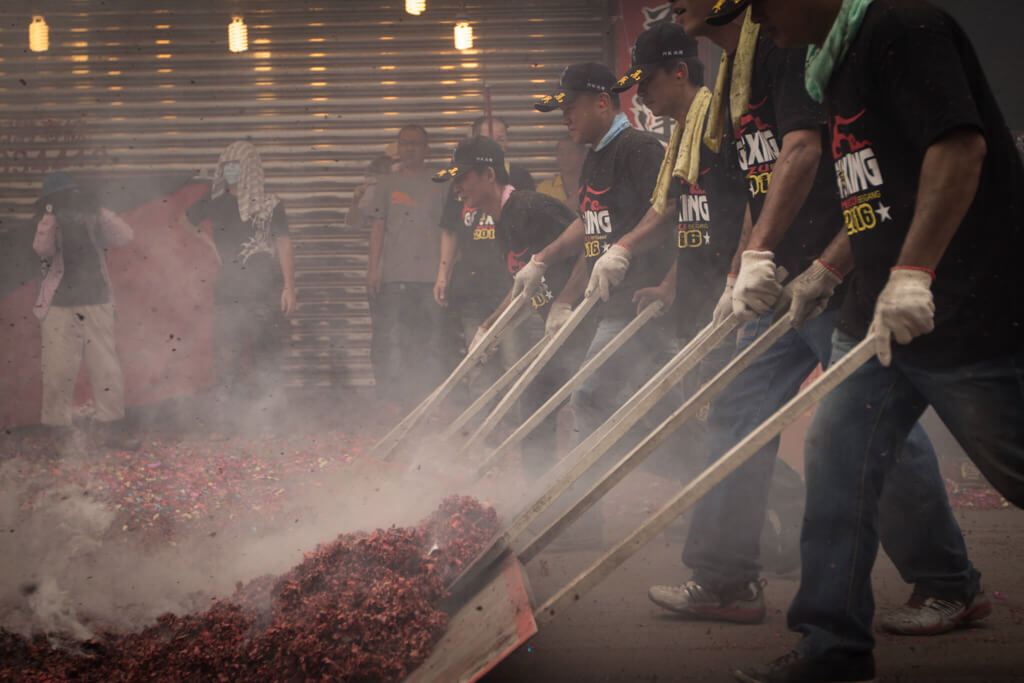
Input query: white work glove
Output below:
<box><xmin>545</xmin><ymin>302</ymin><xmax>573</xmax><ymax>337</ymax></box>
<box><xmin>868</xmin><ymin>268</ymin><xmax>935</xmax><ymax>367</ymax></box>
<box><xmin>712</xmin><ymin>276</ymin><xmax>736</xmax><ymax>326</ymax></box>
<box><xmin>585</xmin><ymin>244</ymin><xmax>631</xmax><ymax>302</ymax></box>
<box><xmin>733</xmin><ymin>250</ymin><xmax>784</xmax><ymax>319</ymax></box>
<box><xmin>788</xmin><ymin>259</ymin><xmax>843</xmax><ymax>328</ymax></box>
<box><xmin>511</xmin><ymin>255</ymin><xmax>548</xmax><ymax>299</ymax></box>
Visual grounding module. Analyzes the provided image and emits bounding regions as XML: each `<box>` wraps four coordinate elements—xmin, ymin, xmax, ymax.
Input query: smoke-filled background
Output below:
<box><xmin>1</xmin><ymin>0</ymin><xmax>1023</xmax><ymax>680</ymax></box>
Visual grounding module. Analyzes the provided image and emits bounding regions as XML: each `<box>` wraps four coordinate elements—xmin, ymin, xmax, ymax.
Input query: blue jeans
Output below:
<box><xmin>790</xmin><ymin>330</ymin><xmax>1024</xmax><ymax>658</ymax></box>
<box><xmin>682</xmin><ymin>311</ymin><xmax>974</xmax><ymax>596</ymax></box>
<box><xmin>569</xmin><ymin>312</ymin><xmax>675</xmax><ymax>455</ymax></box>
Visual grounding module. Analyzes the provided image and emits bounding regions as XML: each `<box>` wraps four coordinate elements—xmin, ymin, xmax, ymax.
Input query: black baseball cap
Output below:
<box><xmin>534</xmin><ymin>62</ymin><xmax>617</xmax><ymax>112</ymax></box>
<box><xmin>614</xmin><ymin>22</ymin><xmax>700</xmax><ymax>93</ymax></box>
<box><xmin>706</xmin><ymin>0</ymin><xmax>751</xmax><ymax>26</ymax></box>
<box><xmin>432</xmin><ymin>135</ymin><xmax>505</xmax><ymax>182</ymax></box>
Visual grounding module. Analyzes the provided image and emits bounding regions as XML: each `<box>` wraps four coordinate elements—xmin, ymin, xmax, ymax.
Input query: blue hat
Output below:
<box><xmin>42</xmin><ymin>171</ymin><xmax>77</xmax><ymax>197</ymax></box>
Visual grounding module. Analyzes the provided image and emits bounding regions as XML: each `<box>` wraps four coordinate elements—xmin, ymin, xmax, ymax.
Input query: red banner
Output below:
<box><xmin>0</xmin><ymin>182</ymin><xmax>218</xmax><ymax>428</ymax></box>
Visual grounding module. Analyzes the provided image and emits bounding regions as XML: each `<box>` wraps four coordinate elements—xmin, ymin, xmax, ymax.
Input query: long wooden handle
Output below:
<box><xmin>455</xmin><ymin>293</ymin><xmax>601</xmax><ymax>460</ymax></box>
<box><xmin>494</xmin><ymin>313</ymin><xmax>742</xmax><ymax>541</ymax></box>
<box><xmin>519</xmin><ymin>312</ymin><xmax>793</xmax><ymax>563</ymax></box>
<box><xmin>473</xmin><ymin>300</ymin><xmax>665</xmax><ymax>478</ymax></box>
<box><xmin>534</xmin><ymin>334</ymin><xmax>877</xmax><ymax>626</ymax></box>
<box><xmin>369</xmin><ymin>292</ymin><xmax>529</xmax><ymax>460</ymax></box>
<box><xmin>443</xmin><ymin>315</ymin><xmax>732</xmax><ymax>599</ymax></box>
<box><xmin>439</xmin><ymin>333</ymin><xmax>550</xmax><ymax>443</ymax></box>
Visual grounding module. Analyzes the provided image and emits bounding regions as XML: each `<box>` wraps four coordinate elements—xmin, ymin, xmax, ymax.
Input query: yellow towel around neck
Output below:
<box><xmin>703</xmin><ymin>8</ymin><xmax>760</xmax><ymax>153</ymax></box>
<box><xmin>650</xmin><ymin>86</ymin><xmax>712</xmax><ymax>215</ymax></box>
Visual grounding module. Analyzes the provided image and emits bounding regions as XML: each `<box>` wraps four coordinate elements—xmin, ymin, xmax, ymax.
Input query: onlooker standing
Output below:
<box><xmin>345</xmin><ymin>154</ymin><xmax>395</xmax><ymax>230</ymax></box>
<box><xmin>32</xmin><ymin>171</ymin><xmax>138</xmax><ymax>451</ymax></box>
<box><xmin>367</xmin><ymin>124</ymin><xmax>447</xmax><ymax>408</ymax></box>
<box><xmin>181</xmin><ymin>140</ymin><xmax>296</xmax><ymax>433</ymax></box>
<box><xmin>537</xmin><ymin>135</ymin><xmax>587</xmax><ymax>210</ymax></box>
<box><xmin>470</xmin><ymin>115</ymin><xmax>535</xmax><ymax>191</ymax></box>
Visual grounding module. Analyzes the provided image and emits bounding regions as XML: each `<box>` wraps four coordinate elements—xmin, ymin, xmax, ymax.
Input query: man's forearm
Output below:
<box><xmin>554</xmin><ymin>250</ymin><xmax>588</xmax><ymax>305</ymax></box>
<box><xmin>276</xmin><ymin>236</ymin><xmax>296</xmax><ymax>289</ymax></box>
<box><xmin>537</xmin><ymin>218</ymin><xmax>586</xmax><ymax>265</ymax></box>
<box><xmin>819</xmin><ymin>228</ymin><xmax>854</xmax><ymax>276</ymax></box>
<box><xmin>438</xmin><ymin>228</ymin><xmax>457</xmax><ymax>280</ymax></box>
<box><xmin>618</xmin><ymin>205</ymin><xmax>677</xmax><ymax>255</ymax></box>
<box><xmin>747</xmin><ymin>128</ymin><xmax>822</xmax><ymax>252</ymax></box>
<box><xmin>729</xmin><ymin>204</ymin><xmax>754</xmax><ymax>274</ymax></box>
<box><xmin>896</xmin><ymin>129</ymin><xmax>986</xmax><ymax>270</ymax></box>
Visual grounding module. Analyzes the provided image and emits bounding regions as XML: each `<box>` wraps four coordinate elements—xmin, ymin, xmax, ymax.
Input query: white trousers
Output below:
<box><xmin>40</xmin><ymin>303</ymin><xmax>126</xmax><ymax>426</ymax></box>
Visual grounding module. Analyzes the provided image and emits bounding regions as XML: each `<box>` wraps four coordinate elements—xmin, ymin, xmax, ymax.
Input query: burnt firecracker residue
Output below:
<box><xmin>0</xmin><ymin>495</ymin><xmax>499</xmax><ymax>682</ymax></box>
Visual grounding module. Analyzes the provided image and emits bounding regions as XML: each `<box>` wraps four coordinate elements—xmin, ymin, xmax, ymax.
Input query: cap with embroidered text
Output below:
<box><xmin>432</xmin><ymin>135</ymin><xmax>505</xmax><ymax>182</ymax></box>
<box><xmin>534</xmin><ymin>62</ymin><xmax>617</xmax><ymax>112</ymax></box>
<box><xmin>614</xmin><ymin>22</ymin><xmax>700</xmax><ymax>92</ymax></box>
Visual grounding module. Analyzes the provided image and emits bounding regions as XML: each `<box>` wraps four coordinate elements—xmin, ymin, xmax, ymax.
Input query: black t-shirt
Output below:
<box><xmin>826</xmin><ymin>0</ymin><xmax>1024</xmax><ymax>366</ymax></box>
<box><xmin>580</xmin><ymin>126</ymin><xmax>674</xmax><ymax>318</ymax></box>
<box><xmin>667</xmin><ymin>136</ymin><xmax>746</xmax><ymax>338</ymax></box>
<box><xmin>51</xmin><ymin>211</ymin><xmax>110</xmax><ymax>307</ymax></box>
<box><xmin>439</xmin><ymin>162</ymin><xmax>534</xmax><ymax>312</ymax></box>
<box><xmin>186</xmin><ymin>191</ymin><xmax>290</xmax><ymax>304</ymax></box>
<box><xmin>440</xmin><ymin>188</ymin><xmax>510</xmax><ymax>312</ymax></box>
<box><xmin>729</xmin><ymin>36</ymin><xmax>843</xmax><ymax>287</ymax></box>
<box><xmin>496</xmin><ymin>190</ymin><xmax>575</xmax><ymax>314</ymax></box>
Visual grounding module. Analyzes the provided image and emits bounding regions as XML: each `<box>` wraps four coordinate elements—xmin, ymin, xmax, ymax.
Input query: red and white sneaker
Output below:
<box><xmin>880</xmin><ymin>591</ymin><xmax>992</xmax><ymax>635</ymax></box>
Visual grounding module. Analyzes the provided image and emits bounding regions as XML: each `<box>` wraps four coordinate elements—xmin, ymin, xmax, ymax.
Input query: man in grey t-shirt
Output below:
<box><xmin>367</xmin><ymin>124</ymin><xmax>447</xmax><ymax>407</ymax></box>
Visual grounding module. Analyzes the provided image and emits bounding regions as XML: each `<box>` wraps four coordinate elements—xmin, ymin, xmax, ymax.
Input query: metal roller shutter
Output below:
<box><xmin>0</xmin><ymin>0</ymin><xmax>611</xmax><ymax>391</ymax></box>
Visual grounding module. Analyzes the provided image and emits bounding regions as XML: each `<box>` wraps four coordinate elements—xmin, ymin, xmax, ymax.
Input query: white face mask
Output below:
<box><xmin>222</xmin><ymin>161</ymin><xmax>241</xmax><ymax>185</ymax></box>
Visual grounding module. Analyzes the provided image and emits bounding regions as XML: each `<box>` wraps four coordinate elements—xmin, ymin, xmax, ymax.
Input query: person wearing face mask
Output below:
<box><xmin>32</xmin><ymin>171</ymin><xmax>139</xmax><ymax>453</ymax></box>
<box><xmin>180</xmin><ymin>140</ymin><xmax>296</xmax><ymax>434</ymax></box>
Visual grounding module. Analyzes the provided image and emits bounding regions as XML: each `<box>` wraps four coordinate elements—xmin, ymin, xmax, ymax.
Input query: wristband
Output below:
<box><xmin>532</xmin><ymin>254</ymin><xmax>546</xmax><ymax>267</ymax></box>
<box><xmin>612</xmin><ymin>242</ymin><xmax>632</xmax><ymax>255</ymax></box>
<box><xmin>815</xmin><ymin>258</ymin><xmax>844</xmax><ymax>281</ymax></box>
<box><xmin>891</xmin><ymin>265</ymin><xmax>936</xmax><ymax>280</ymax></box>
<box><xmin>726</xmin><ymin>273</ymin><xmax>737</xmax><ymax>279</ymax></box>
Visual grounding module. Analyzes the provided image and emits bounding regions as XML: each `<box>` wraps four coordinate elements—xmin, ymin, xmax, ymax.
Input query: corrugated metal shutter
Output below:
<box><xmin>0</xmin><ymin>0</ymin><xmax>611</xmax><ymax>390</ymax></box>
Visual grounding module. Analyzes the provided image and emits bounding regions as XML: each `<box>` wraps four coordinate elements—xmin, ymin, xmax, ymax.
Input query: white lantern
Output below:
<box><xmin>405</xmin><ymin>0</ymin><xmax>426</xmax><ymax>16</ymax></box>
<box><xmin>29</xmin><ymin>15</ymin><xmax>49</xmax><ymax>53</ymax></box>
<box><xmin>228</xmin><ymin>16</ymin><xmax>248</xmax><ymax>53</ymax></box>
<box><xmin>454</xmin><ymin>21</ymin><xmax>473</xmax><ymax>51</ymax></box>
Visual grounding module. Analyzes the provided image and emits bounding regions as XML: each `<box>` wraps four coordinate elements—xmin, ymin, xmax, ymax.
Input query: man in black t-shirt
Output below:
<box><xmin>433</xmin><ymin>136</ymin><xmax>585</xmax><ymax>481</ymax></box>
<box><xmin>435</xmin><ymin>116</ymin><xmax>536</xmax><ymax>407</ymax></box>
<box><xmin>516</xmin><ymin>62</ymin><xmax>675</xmax><ymax>546</ymax></box>
<box><xmin>182</xmin><ymin>141</ymin><xmax>296</xmax><ymax>433</ymax></box>
<box><xmin>634</xmin><ymin>0</ymin><xmax>981</xmax><ymax>638</ymax></box>
<box><xmin>612</xmin><ymin>22</ymin><xmax>807</xmax><ymax>572</ymax></box>
<box><xmin>725</xmin><ymin>1</ymin><xmax>1024</xmax><ymax>680</ymax></box>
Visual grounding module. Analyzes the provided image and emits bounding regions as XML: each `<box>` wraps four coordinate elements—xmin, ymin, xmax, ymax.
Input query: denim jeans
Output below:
<box><xmin>569</xmin><ymin>311</ymin><xmax>675</xmax><ymax>456</ymax></box>
<box><xmin>370</xmin><ymin>282</ymin><xmax>443</xmax><ymax>408</ymax></box>
<box><xmin>682</xmin><ymin>311</ymin><xmax>974</xmax><ymax>597</ymax></box>
<box><xmin>519</xmin><ymin>310</ymin><xmax>595</xmax><ymax>482</ymax></box>
<box><xmin>790</xmin><ymin>330</ymin><xmax>1024</xmax><ymax>658</ymax></box>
